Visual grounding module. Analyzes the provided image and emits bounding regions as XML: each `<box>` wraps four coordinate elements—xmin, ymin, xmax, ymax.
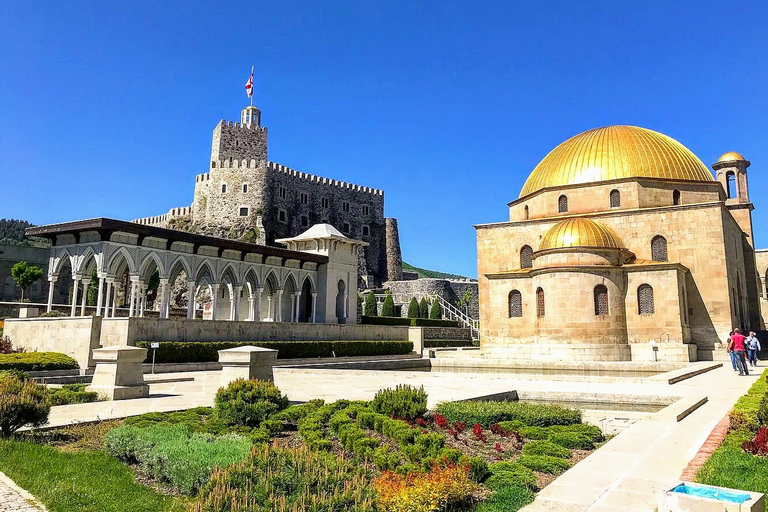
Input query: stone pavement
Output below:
<box><xmin>0</xmin><ymin>472</ymin><xmax>46</xmax><ymax>512</ymax></box>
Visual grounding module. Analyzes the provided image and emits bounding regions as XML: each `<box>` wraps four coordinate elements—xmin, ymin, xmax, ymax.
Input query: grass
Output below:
<box><xmin>0</xmin><ymin>438</ymin><xmax>187</xmax><ymax>512</ymax></box>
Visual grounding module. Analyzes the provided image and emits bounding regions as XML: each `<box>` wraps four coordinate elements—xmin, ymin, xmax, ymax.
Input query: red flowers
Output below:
<box><xmin>433</xmin><ymin>413</ymin><xmax>450</xmax><ymax>430</ymax></box>
<box><xmin>472</xmin><ymin>423</ymin><xmax>486</xmax><ymax>443</ymax></box>
<box><xmin>743</xmin><ymin>426</ymin><xmax>768</xmax><ymax>455</ymax></box>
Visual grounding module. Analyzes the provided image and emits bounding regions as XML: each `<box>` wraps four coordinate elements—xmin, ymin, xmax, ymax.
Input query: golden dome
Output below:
<box><xmin>520</xmin><ymin>125</ymin><xmax>713</xmax><ymax>197</ymax></box>
<box><xmin>716</xmin><ymin>151</ymin><xmax>746</xmax><ymax>163</ymax></box>
<box><xmin>539</xmin><ymin>218</ymin><xmax>626</xmax><ymax>251</ymax></box>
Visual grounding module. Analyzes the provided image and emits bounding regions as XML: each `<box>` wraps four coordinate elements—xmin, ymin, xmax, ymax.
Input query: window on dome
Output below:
<box><xmin>558</xmin><ymin>195</ymin><xmax>568</xmax><ymax>213</ymax></box>
<box><xmin>610</xmin><ymin>189</ymin><xmax>620</xmax><ymax>208</ymax></box>
<box><xmin>594</xmin><ymin>285</ymin><xmax>608</xmax><ymax>315</ymax></box>
<box><xmin>520</xmin><ymin>245</ymin><xmax>533</xmax><ymax>269</ymax></box>
<box><xmin>651</xmin><ymin>235</ymin><xmax>667</xmax><ymax>262</ymax></box>
<box><xmin>638</xmin><ymin>284</ymin><xmax>654</xmax><ymax>314</ymax></box>
<box><xmin>673</xmin><ymin>190</ymin><xmax>681</xmax><ymax>205</ymax></box>
<box><xmin>508</xmin><ymin>290</ymin><xmax>522</xmax><ymax>318</ymax></box>
<box><xmin>536</xmin><ymin>287</ymin><xmax>545</xmax><ymax>317</ymax></box>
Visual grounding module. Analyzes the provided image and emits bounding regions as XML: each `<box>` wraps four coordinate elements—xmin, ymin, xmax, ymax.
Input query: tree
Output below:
<box><xmin>457</xmin><ymin>289</ymin><xmax>473</xmax><ymax>315</ymax></box>
<box><xmin>419</xmin><ymin>297</ymin><xmax>429</xmax><ymax>319</ymax></box>
<box><xmin>10</xmin><ymin>261</ymin><xmax>43</xmax><ymax>301</ymax></box>
<box><xmin>407</xmin><ymin>298</ymin><xmax>420</xmax><ymax>319</ymax></box>
<box><xmin>429</xmin><ymin>299</ymin><xmax>441</xmax><ymax>319</ymax></box>
<box><xmin>381</xmin><ymin>294</ymin><xmax>396</xmax><ymax>317</ymax></box>
<box><xmin>364</xmin><ymin>291</ymin><xmax>378</xmax><ymax>317</ymax></box>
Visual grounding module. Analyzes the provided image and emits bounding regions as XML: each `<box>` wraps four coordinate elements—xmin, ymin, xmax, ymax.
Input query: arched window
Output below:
<box><xmin>508</xmin><ymin>290</ymin><xmax>522</xmax><ymax>318</ymax></box>
<box><xmin>673</xmin><ymin>190</ymin><xmax>681</xmax><ymax>205</ymax></box>
<box><xmin>558</xmin><ymin>195</ymin><xmax>568</xmax><ymax>213</ymax></box>
<box><xmin>726</xmin><ymin>172</ymin><xmax>736</xmax><ymax>198</ymax></box>
<box><xmin>536</xmin><ymin>287</ymin><xmax>545</xmax><ymax>317</ymax></box>
<box><xmin>638</xmin><ymin>284</ymin><xmax>654</xmax><ymax>314</ymax></box>
<box><xmin>524</xmin><ymin>205</ymin><xmax>529</xmax><ymax>220</ymax></box>
<box><xmin>594</xmin><ymin>285</ymin><xmax>608</xmax><ymax>315</ymax></box>
<box><xmin>651</xmin><ymin>235</ymin><xmax>668</xmax><ymax>262</ymax></box>
<box><xmin>610</xmin><ymin>189</ymin><xmax>620</xmax><ymax>208</ymax></box>
<box><xmin>520</xmin><ymin>245</ymin><xmax>533</xmax><ymax>269</ymax></box>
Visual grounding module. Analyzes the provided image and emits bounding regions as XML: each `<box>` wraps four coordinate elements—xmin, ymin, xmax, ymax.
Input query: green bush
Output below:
<box><xmin>0</xmin><ymin>373</ymin><xmax>50</xmax><ymax>437</ymax></box>
<box><xmin>274</xmin><ymin>399</ymin><xmax>325</xmax><ymax>422</ymax></box>
<box><xmin>0</xmin><ymin>369</ymin><xmax>30</xmax><ymax>381</ymax></box>
<box><xmin>517</xmin><ymin>454</ymin><xmax>570</xmax><ymax>474</ymax></box>
<box><xmin>547</xmin><ymin>423</ymin><xmax>604</xmax><ymax>443</ymax></box>
<box><xmin>757</xmin><ymin>395</ymin><xmax>768</xmax><ymax>426</ymax></box>
<box><xmin>47</xmin><ymin>384</ymin><xmax>99</xmax><ymax>406</ymax></box>
<box><xmin>522</xmin><ymin>440</ymin><xmax>571</xmax><ymax>458</ymax></box>
<box><xmin>381</xmin><ymin>294</ymin><xmax>396</xmax><ymax>317</ymax></box>
<box><xmin>407</xmin><ymin>298</ymin><xmax>420</xmax><ymax>319</ymax></box>
<box><xmin>519</xmin><ymin>426</ymin><xmax>549</xmax><ymax>440</ymax></box>
<box><xmin>549</xmin><ymin>432</ymin><xmax>595</xmax><ymax>450</ymax></box>
<box><xmin>135</xmin><ymin>340</ymin><xmax>413</xmax><ymax>363</ymax></box>
<box><xmin>371</xmin><ymin>384</ymin><xmax>427</xmax><ymax>420</ymax></box>
<box><xmin>419</xmin><ymin>298</ymin><xmax>429</xmax><ymax>319</ymax></box>
<box><xmin>475</xmin><ymin>485</ymin><xmax>536</xmax><ymax>512</ymax></box>
<box><xmin>39</xmin><ymin>310</ymin><xmax>66</xmax><ymax>317</ymax></box>
<box><xmin>435</xmin><ymin>400</ymin><xmax>582</xmax><ymax>428</ymax></box>
<box><xmin>429</xmin><ymin>299</ymin><xmax>441</xmax><ymax>319</ymax></box>
<box><xmin>465</xmin><ymin>456</ymin><xmax>490</xmax><ymax>483</ymax></box>
<box><xmin>410</xmin><ymin>318</ymin><xmax>459</xmax><ymax>327</ymax></box>
<box><xmin>364</xmin><ymin>291</ymin><xmax>377</xmax><ymax>317</ymax></box>
<box><xmin>487</xmin><ymin>462</ymin><xmax>538</xmax><ymax>491</ymax></box>
<box><xmin>0</xmin><ymin>352</ymin><xmax>79</xmax><ymax>372</ymax></box>
<box><xmin>214</xmin><ymin>379</ymin><xmax>289</xmax><ymax>428</ymax></box>
<box><xmin>729</xmin><ymin>373</ymin><xmax>767</xmax><ymax>431</ymax></box>
<box><xmin>105</xmin><ymin>424</ymin><xmax>251</xmax><ymax>495</ymax></box>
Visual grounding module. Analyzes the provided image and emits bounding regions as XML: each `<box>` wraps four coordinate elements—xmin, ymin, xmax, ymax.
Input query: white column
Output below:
<box><xmin>232</xmin><ymin>285</ymin><xmax>242</xmax><ymax>321</ymax></box>
<box><xmin>266</xmin><ymin>295</ymin><xmax>273</xmax><ymax>321</ymax></box>
<box><xmin>159</xmin><ymin>278</ymin><xmax>169</xmax><ymax>319</ymax></box>
<box><xmin>293</xmin><ymin>292</ymin><xmax>301</xmax><ymax>322</ymax></box>
<box><xmin>46</xmin><ymin>276</ymin><xmax>57</xmax><ymax>313</ymax></box>
<box><xmin>70</xmin><ymin>276</ymin><xmax>81</xmax><ymax>316</ymax></box>
<box><xmin>104</xmin><ymin>280</ymin><xmax>113</xmax><ymax>318</ymax></box>
<box><xmin>311</xmin><ymin>292</ymin><xmax>317</xmax><ymax>323</ymax></box>
<box><xmin>95</xmin><ymin>277</ymin><xmax>105</xmax><ymax>316</ymax></box>
<box><xmin>139</xmin><ymin>285</ymin><xmax>146</xmax><ymax>317</ymax></box>
<box><xmin>210</xmin><ymin>283</ymin><xmax>220</xmax><ymax>321</ymax></box>
<box><xmin>275</xmin><ymin>289</ymin><xmax>283</xmax><ymax>322</ymax></box>
<box><xmin>128</xmin><ymin>280</ymin><xmax>137</xmax><ymax>317</ymax></box>
<box><xmin>111</xmin><ymin>282</ymin><xmax>117</xmax><ymax>317</ymax></box>
<box><xmin>80</xmin><ymin>279</ymin><xmax>90</xmax><ymax>316</ymax></box>
<box><xmin>343</xmin><ymin>292</ymin><xmax>348</xmax><ymax>321</ymax></box>
<box><xmin>247</xmin><ymin>295</ymin><xmax>255</xmax><ymax>321</ymax></box>
<box><xmin>254</xmin><ymin>287</ymin><xmax>262</xmax><ymax>321</ymax></box>
<box><xmin>186</xmin><ymin>281</ymin><xmax>196</xmax><ymax>319</ymax></box>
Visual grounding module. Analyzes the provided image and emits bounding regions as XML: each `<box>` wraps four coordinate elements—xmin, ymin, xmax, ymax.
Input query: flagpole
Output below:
<box><xmin>250</xmin><ymin>65</ymin><xmax>254</xmax><ymax>107</ymax></box>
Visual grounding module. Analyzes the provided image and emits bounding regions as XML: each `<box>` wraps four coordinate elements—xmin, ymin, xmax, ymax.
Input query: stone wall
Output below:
<box><xmin>422</xmin><ymin>326</ymin><xmax>471</xmax><ymax>341</ymax></box>
<box><xmin>384</xmin><ymin>278</ymin><xmax>479</xmax><ymax>319</ymax></box>
<box><xmin>4</xmin><ymin>317</ymin><xmax>101</xmax><ymax>370</ymax></box>
<box><xmin>0</xmin><ymin>244</ymin><xmax>50</xmax><ymax>302</ymax></box>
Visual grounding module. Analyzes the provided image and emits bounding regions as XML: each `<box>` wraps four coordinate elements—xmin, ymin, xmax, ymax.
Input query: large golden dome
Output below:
<box><xmin>520</xmin><ymin>125</ymin><xmax>714</xmax><ymax>197</ymax></box>
<box><xmin>539</xmin><ymin>218</ymin><xmax>625</xmax><ymax>251</ymax></box>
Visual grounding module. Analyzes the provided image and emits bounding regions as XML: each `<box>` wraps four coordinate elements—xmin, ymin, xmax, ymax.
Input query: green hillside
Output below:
<box><xmin>401</xmin><ymin>262</ymin><xmax>472</xmax><ymax>280</ymax></box>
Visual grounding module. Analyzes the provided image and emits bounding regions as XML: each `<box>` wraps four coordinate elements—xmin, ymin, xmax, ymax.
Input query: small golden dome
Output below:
<box><xmin>520</xmin><ymin>125</ymin><xmax>714</xmax><ymax>198</ymax></box>
<box><xmin>716</xmin><ymin>151</ymin><xmax>746</xmax><ymax>163</ymax></box>
<box><xmin>539</xmin><ymin>218</ymin><xmax>625</xmax><ymax>251</ymax></box>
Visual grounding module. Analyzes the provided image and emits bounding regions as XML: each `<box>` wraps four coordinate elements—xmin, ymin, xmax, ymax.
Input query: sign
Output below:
<box><xmin>151</xmin><ymin>342</ymin><xmax>159</xmax><ymax>349</ymax></box>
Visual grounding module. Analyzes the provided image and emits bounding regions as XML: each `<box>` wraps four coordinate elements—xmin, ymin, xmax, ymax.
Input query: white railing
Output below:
<box><xmin>372</xmin><ymin>292</ymin><xmax>479</xmax><ymax>342</ymax></box>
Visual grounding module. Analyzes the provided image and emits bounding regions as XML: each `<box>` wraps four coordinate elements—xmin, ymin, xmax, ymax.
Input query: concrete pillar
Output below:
<box><xmin>210</xmin><ymin>283</ymin><xmax>220</xmax><ymax>321</ymax></box>
<box><xmin>70</xmin><ymin>276</ymin><xmax>81</xmax><ymax>317</ymax></box>
<box><xmin>104</xmin><ymin>280</ymin><xmax>113</xmax><ymax>318</ymax></box>
<box><xmin>311</xmin><ymin>292</ymin><xmax>317</xmax><ymax>323</ymax></box>
<box><xmin>218</xmin><ymin>345</ymin><xmax>279</xmax><ymax>388</ymax></box>
<box><xmin>86</xmin><ymin>345</ymin><xmax>150</xmax><ymax>400</ymax></box>
<box><xmin>275</xmin><ymin>289</ymin><xmax>283</xmax><ymax>322</ymax></box>
<box><xmin>232</xmin><ymin>285</ymin><xmax>242</xmax><ymax>321</ymax></box>
<box><xmin>186</xmin><ymin>281</ymin><xmax>196</xmax><ymax>319</ymax></box>
<box><xmin>80</xmin><ymin>279</ymin><xmax>90</xmax><ymax>316</ymax></box>
<box><xmin>343</xmin><ymin>291</ymin><xmax>348</xmax><ymax>321</ymax></box>
<box><xmin>159</xmin><ymin>278</ymin><xmax>169</xmax><ymax>319</ymax></box>
<box><xmin>128</xmin><ymin>279</ymin><xmax>137</xmax><ymax>317</ymax></box>
<box><xmin>95</xmin><ymin>277</ymin><xmax>105</xmax><ymax>316</ymax></box>
<box><xmin>254</xmin><ymin>287</ymin><xmax>262</xmax><ymax>321</ymax></box>
<box><xmin>247</xmin><ymin>295</ymin><xmax>255</xmax><ymax>321</ymax></box>
<box><xmin>266</xmin><ymin>295</ymin><xmax>273</xmax><ymax>321</ymax></box>
<box><xmin>46</xmin><ymin>275</ymin><xmax>57</xmax><ymax>313</ymax></box>
<box><xmin>139</xmin><ymin>284</ymin><xmax>146</xmax><ymax>317</ymax></box>
<box><xmin>111</xmin><ymin>282</ymin><xmax>117</xmax><ymax>317</ymax></box>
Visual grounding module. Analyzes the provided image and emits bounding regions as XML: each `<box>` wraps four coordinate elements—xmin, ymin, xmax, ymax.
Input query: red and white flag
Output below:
<box><xmin>244</xmin><ymin>66</ymin><xmax>254</xmax><ymax>98</ymax></box>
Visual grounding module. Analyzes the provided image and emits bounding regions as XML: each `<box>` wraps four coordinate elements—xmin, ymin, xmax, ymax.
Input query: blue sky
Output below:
<box><xmin>2</xmin><ymin>1</ymin><xmax>767</xmax><ymax>278</ymax></box>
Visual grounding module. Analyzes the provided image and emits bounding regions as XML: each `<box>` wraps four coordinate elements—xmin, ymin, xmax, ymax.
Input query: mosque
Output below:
<box><xmin>476</xmin><ymin>125</ymin><xmax>761</xmax><ymax>362</ymax></box>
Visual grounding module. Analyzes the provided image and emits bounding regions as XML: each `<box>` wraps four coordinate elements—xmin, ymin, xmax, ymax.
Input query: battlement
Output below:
<box><xmin>265</xmin><ymin>161</ymin><xmax>384</xmax><ymax>196</ymax></box>
<box><xmin>207</xmin><ymin>159</ymin><xmax>262</xmax><ymax>171</ymax></box>
<box><xmin>133</xmin><ymin>206</ymin><xmax>191</xmax><ymax>226</ymax></box>
<box><xmin>216</xmin><ymin>119</ymin><xmax>267</xmax><ymax>132</ymax></box>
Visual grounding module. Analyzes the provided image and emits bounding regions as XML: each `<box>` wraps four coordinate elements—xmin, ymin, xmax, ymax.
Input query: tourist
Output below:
<box><xmin>746</xmin><ymin>331</ymin><xmax>761</xmax><ymax>367</ymax></box>
<box><xmin>728</xmin><ymin>328</ymin><xmax>749</xmax><ymax>376</ymax></box>
<box><xmin>726</xmin><ymin>331</ymin><xmax>738</xmax><ymax>371</ymax></box>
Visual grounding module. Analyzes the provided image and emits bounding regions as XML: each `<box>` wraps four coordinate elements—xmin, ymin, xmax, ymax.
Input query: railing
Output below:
<box><xmin>372</xmin><ymin>292</ymin><xmax>479</xmax><ymax>342</ymax></box>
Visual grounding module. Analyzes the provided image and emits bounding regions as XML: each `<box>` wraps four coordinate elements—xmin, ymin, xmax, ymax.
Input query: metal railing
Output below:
<box><xmin>372</xmin><ymin>292</ymin><xmax>479</xmax><ymax>342</ymax></box>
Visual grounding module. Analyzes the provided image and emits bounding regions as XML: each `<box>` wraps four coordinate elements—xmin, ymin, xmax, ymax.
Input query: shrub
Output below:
<box><xmin>419</xmin><ymin>298</ymin><xmax>429</xmax><ymax>319</ymax></box>
<box><xmin>742</xmin><ymin>426</ymin><xmax>768</xmax><ymax>455</ymax></box>
<box><xmin>47</xmin><ymin>384</ymin><xmax>99</xmax><ymax>406</ymax></box>
<box><xmin>214</xmin><ymin>379</ymin><xmax>289</xmax><ymax>428</ymax></box>
<box><xmin>475</xmin><ymin>485</ymin><xmax>536</xmax><ymax>512</ymax></box>
<box><xmin>274</xmin><ymin>399</ymin><xmax>325</xmax><ymax>422</ymax></box>
<box><xmin>486</xmin><ymin>462</ymin><xmax>537</xmax><ymax>491</ymax></box>
<box><xmin>373</xmin><ymin>462</ymin><xmax>477</xmax><ymax>512</ymax></box>
<box><xmin>0</xmin><ymin>352</ymin><xmax>79</xmax><ymax>372</ymax></box>
<box><xmin>0</xmin><ymin>369</ymin><xmax>30</xmax><ymax>381</ymax></box>
<box><xmin>105</xmin><ymin>424</ymin><xmax>251</xmax><ymax>495</ymax></box>
<box><xmin>134</xmin><ymin>340</ymin><xmax>413</xmax><ymax>363</ymax></box>
<box><xmin>0</xmin><ymin>373</ymin><xmax>50</xmax><ymax>437</ymax></box>
<box><xmin>382</xmin><ymin>294</ymin><xmax>396</xmax><ymax>317</ymax></box>
<box><xmin>191</xmin><ymin>443</ymin><xmax>375</xmax><ymax>512</ymax></box>
<box><xmin>549</xmin><ymin>432</ymin><xmax>595</xmax><ymax>450</ymax></box>
<box><xmin>547</xmin><ymin>423</ymin><xmax>604</xmax><ymax>443</ymax></box>
<box><xmin>429</xmin><ymin>299</ymin><xmax>441</xmax><ymax>319</ymax></box>
<box><xmin>517</xmin><ymin>454</ymin><xmax>570</xmax><ymax>474</ymax></box>
<box><xmin>371</xmin><ymin>384</ymin><xmax>428</xmax><ymax>420</ymax></box>
<box><xmin>522</xmin><ymin>440</ymin><xmax>571</xmax><ymax>458</ymax></box>
<box><xmin>758</xmin><ymin>395</ymin><xmax>768</xmax><ymax>426</ymax></box>
<box><xmin>407</xmin><ymin>298</ymin><xmax>420</xmax><ymax>319</ymax></box>
<box><xmin>435</xmin><ymin>400</ymin><xmax>582</xmax><ymax>428</ymax></box>
<box><xmin>729</xmin><ymin>373</ymin><xmax>767</xmax><ymax>431</ymax></box>
<box><xmin>410</xmin><ymin>318</ymin><xmax>458</xmax><ymax>327</ymax></box>
<box><xmin>364</xmin><ymin>291</ymin><xmax>378</xmax><ymax>317</ymax></box>
<box><xmin>0</xmin><ymin>336</ymin><xmax>24</xmax><ymax>354</ymax></box>
<box><xmin>39</xmin><ymin>310</ymin><xmax>67</xmax><ymax>317</ymax></box>
<box><xmin>464</xmin><ymin>456</ymin><xmax>490</xmax><ymax>482</ymax></box>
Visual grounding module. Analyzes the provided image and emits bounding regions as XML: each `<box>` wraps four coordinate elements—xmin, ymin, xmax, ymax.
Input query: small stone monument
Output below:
<box><xmin>86</xmin><ymin>345</ymin><xmax>150</xmax><ymax>400</ymax></box>
<box><xmin>218</xmin><ymin>345</ymin><xmax>278</xmax><ymax>388</ymax></box>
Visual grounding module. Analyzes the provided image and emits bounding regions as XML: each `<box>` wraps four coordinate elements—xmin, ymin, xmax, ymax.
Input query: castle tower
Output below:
<box><xmin>210</xmin><ymin>106</ymin><xmax>268</xmax><ymax>164</ymax></box>
<box><xmin>713</xmin><ymin>152</ymin><xmax>754</xmax><ymax>243</ymax></box>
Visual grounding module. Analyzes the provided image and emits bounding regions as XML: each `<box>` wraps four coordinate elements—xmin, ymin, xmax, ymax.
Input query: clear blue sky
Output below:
<box><xmin>2</xmin><ymin>1</ymin><xmax>767</xmax><ymax>278</ymax></box>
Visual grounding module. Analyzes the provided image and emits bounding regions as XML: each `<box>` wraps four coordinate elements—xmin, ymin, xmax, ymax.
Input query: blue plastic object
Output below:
<box><xmin>672</xmin><ymin>483</ymin><xmax>751</xmax><ymax>504</ymax></box>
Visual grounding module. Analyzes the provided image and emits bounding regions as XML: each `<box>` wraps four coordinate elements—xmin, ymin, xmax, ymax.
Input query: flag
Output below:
<box><xmin>244</xmin><ymin>66</ymin><xmax>254</xmax><ymax>98</ymax></box>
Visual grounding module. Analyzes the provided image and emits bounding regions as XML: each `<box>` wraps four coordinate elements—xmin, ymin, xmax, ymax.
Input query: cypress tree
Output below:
<box><xmin>364</xmin><ymin>291</ymin><xmax>378</xmax><ymax>317</ymax></box>
<box><xmin>407</xmin><ymin>298</ymin><xmax>420</xmax><ymax>319</ymax></box>
<box><xmin>429</xmin><ymin>299</ymin><xmax>441</xmax><ymax>319</ymax></box>
<box><xmin>419</xmin><ymin>297</ymin><xmax>429</xmax><ymax>319</ymax></box>
<box><xmin>381</xmin><ymin>294</ymin><xmax>396</xmax><ymax>317</ymax></box>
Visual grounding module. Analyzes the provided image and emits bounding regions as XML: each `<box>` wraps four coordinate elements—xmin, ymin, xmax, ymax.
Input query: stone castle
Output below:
<box><xmin>134</xmin><ymin>104</ymin><xmax>403</xmax><ymax>288</ymax></box>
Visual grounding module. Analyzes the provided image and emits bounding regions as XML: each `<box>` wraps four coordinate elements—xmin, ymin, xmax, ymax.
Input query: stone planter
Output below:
<box><xmin>86</xmin><ymin>345</ymin><xmax>150</xmax><ymax>400</ymax></box>
<box><xmin>658</xmin><ymin>482</ymin><xmax>764</xmax><ymax>512</ymax></box>
<box><xmin>218</xmin><ymin>345</ymin><xmax>278</xmax><ymax>388</ymax></box>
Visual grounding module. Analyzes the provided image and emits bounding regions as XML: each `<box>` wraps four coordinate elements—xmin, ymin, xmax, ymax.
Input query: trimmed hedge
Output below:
<box><xmin>0</xmin><ymin>352</ymin><xmax>79</xmax><ymax>371</ymax></box>
<box><xmin>423</xmin><ymin>340</ymin><xmax>472</xmax><ymax>348</ymax></box>
<box><xmin>135</xmin><ymin>340</ymin><xmax>413</xmax><ymax>363</ymax></box>
<box><xmin>361</xmin><ymin>316</ymin><xmax>459</xmax><ymax>328</ymax></box>
<box><xmin>435</xmin><ymin>400</ymin><xmax>582</xmax><ymax>428</ymax></box>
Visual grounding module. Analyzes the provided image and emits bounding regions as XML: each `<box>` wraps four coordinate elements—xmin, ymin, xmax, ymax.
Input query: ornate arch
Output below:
<box><xmin>138</xmin><ymin>252</ymin><xmax>165</xmax><ymax>281</ymax></box>
<box><xmin>107</xmin><ymin>246</ymin><xmax>137</xmax><ymax>276</ymax></box>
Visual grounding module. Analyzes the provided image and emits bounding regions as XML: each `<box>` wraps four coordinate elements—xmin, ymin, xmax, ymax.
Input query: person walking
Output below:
<box><xmin>728</xmin><ymin>328</ymin><xmax>749</xmax><ymax>376</ymax></box>
<box><xmin>746</xmin><ymin>331</ymin><xmax>761</xmax><ymax>367</ymax></box>
<box><xmin>726</xmin><ymin>331</ymin><xmax>738</xmax><ymax>371</ymax></box>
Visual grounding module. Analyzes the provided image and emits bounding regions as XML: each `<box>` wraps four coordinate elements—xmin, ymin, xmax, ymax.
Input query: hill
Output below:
<box><xmin>401</xmin><ymin>262</ymin><xmax>473</xmax><ymax>280</ymax></box>
<box><xmin>0</xmin><ymin>219</ymin><xmax>50</xmax><ymax>248</ymax></box>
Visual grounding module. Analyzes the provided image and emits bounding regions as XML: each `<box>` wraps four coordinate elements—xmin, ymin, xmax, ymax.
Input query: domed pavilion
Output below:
<box><xmin>476</xmin><ymin>125</ymin><xmax>759</xmax><ymax>362</ymax></box>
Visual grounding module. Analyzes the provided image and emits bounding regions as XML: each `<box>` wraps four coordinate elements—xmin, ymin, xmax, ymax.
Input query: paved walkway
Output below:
<box><xmin>0</xmin><ymin>472</ymin><xmax>46</xmax><ymax>512</ymax></box>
